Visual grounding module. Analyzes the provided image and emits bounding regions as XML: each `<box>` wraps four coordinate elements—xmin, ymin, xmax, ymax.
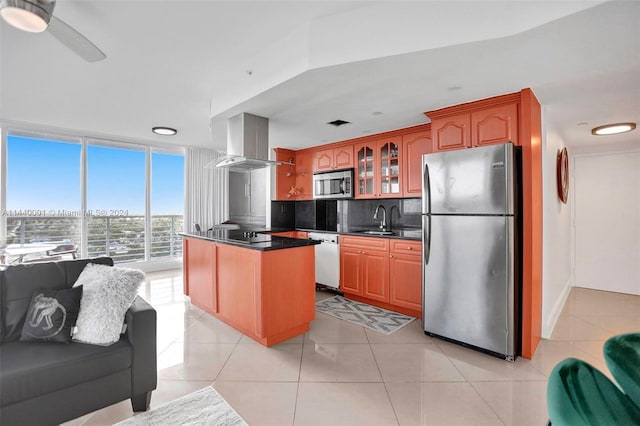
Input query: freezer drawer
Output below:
<box><xmin>423</xmin><ymin>214</ymin><xmax>515</xmax><ymax>358</ymax></box>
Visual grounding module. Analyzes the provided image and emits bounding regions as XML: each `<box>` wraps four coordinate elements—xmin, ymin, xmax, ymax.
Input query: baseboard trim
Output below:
<box><xmin>542</xmin><ymin>278</ymin><xmax>572</xmax><ymax>338</ymax></box>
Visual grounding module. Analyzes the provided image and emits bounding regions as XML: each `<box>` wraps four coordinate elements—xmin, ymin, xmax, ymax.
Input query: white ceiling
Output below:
<box><xmin>1</xmin><ymin>1</ymin><xmax>638</xmax><ymax>154</ymax></box>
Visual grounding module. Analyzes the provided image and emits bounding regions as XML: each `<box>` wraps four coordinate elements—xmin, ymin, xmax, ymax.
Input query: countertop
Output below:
<box><xmin>179</xmin><ymin>230</ymin><xmax>320</xmax><ymax>251</ymax></box>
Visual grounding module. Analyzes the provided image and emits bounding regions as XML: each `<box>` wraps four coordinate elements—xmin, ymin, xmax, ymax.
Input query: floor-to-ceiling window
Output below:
<box><xmin>151</xmin><ymin>149</ymin><xmax>184</xmax><ymax>258</ymax></box>
<box><xmin>5</xmin><ymin>134</ymin><xmax>82</xmax><ymax>248</ymax></box>
<box><xmin>87</xmin><ymin>143</ymin><xmax>146</xmax><ymax>262</ymax></box>
<box><xmin>1</xmin><ymin>131</ymin><xmax>185</xmax><ymax>266</ymax></box>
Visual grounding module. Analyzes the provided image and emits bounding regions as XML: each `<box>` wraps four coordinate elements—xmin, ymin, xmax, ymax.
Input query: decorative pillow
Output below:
<box><xmin>20</xmin><ymin>286</ymin><xmax>83</xmax><ymax>343</ymax></box>
<box><xmin>72</xmin><ymin>264</ymin><xmax>145</xmax><ymax>346</ymax></box>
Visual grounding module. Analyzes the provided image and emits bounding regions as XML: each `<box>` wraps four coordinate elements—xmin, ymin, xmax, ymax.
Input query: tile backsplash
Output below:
<box><xmin>271</xmin><ymin>198</ymin><xmax>421</xmax><ymax>231</ymax></box>
<box><xmin>338</xmin><ymin>198</ymin><xmax>421</xmax><ymax>231</ymax></box>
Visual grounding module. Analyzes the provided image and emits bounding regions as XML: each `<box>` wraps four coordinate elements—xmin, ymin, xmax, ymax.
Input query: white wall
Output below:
<box><xmin>541</xmin><ymin>127</ymin><xmax>573</xmax><ymax>338</ymax></box>
<box><xmin>573</xmin><ymin>150</ymin><xmax>640</xmax><ymax>295</ymax></box>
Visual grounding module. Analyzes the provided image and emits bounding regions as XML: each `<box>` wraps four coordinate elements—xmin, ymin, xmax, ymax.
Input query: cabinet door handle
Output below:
<box><xmin>389</xmin><ymin>255</ymin><xmax>393</xmax><ymax>258</ymax></box>
<box><xmin>408</xmin><ymin>246</ymin><xmax>413</xmax><ymax>250</ymax></box>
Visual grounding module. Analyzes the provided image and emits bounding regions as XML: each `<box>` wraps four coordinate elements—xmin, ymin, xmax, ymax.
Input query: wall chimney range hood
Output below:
<box><xmin>215</xmin><ymin>112</ymin><xmax>293</xmax><ymax>171</ymax></box>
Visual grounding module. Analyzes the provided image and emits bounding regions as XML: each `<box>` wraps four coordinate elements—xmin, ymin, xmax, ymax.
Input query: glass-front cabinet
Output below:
<box><xmin>355</xmin><ymin>136</ymin><xmax>402</xmax><ymax>198</ymax></box>
<box><xmin>355</xmin><ymin>143</ymin><xmax>375</xmax><ymax>197</ymax></box>
<box><xmin>379</xmin><ymin>138</ymin><xmax>401</xmax><ymax>196</ymax></box>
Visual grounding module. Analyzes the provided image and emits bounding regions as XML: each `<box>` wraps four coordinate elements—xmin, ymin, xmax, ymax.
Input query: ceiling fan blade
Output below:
<box><xmin>48</xmin><ymin>16</ymin><xmax>106</xmax><ymax>62</ymax></box>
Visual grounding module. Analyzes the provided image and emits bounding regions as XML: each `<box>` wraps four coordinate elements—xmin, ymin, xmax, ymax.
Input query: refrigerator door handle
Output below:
<box><xmin>422</xmin><ymin>160</ymin><xmax>431</xmax><ymax>214</ymax></box>
<box><xmin>422</xmin><ymin>159</ymin><xmax>432</xmax><ymax>264</ymax></box>
<box><xmin>424</xmin><ymin>215</ymin><xmax>431</xmax><ymax>264</ymax></box>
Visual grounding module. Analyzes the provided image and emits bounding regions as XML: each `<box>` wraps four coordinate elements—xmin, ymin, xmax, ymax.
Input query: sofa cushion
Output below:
<box><xmin>0</xmin><ymin>257</ymin><xmax>114</xmax><ymax>342</ymax></box>
<box><xmin>20</xmin><ymin>286</ymin><xmax>83</xmax><ymax>343</ymax></box>
<box><xmin>73</xmin><ymin>264</ymin><xmax>145</xmax><ymax>346</ymax></box>
<box><xmin>0</xmin><ymin>339</ymin><xmax>132</xmax><ymax>406</ymax></box>
<box><xmin>1</xmin><ymin>262</ymin><xmax>67</xmax><ymax>342</ymax></box>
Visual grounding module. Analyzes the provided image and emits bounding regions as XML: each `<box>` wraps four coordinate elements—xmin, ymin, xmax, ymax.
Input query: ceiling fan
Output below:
<box><xmin>0</xmin><ymin>0</ymin><xmax>106</xmax><ymax>62</ymax></box>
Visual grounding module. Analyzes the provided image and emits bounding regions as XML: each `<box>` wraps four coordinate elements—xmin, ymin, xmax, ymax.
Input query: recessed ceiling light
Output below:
<box><xmin>576</xmin><ymin>122</ymin><xmax>589</xmax><ymax>126</ymax></box>
<box><xmin>591</xmin><ymin>122</ymin><xmax>636</xmax><ymax>136</ymax></box>
<box><xmin>152</xmin><ymin>126</ymin><xmax>177</xmax><ymax>136</ymax></box>
<box><xmin>372</xmin><ymin>111</ymin><xmax>383</xmax><ymax>116</ymax></box>
<box><xmin>447</xmin><ymin>85</ymin><xmax>462</xmax><ymax>91</ymax></box>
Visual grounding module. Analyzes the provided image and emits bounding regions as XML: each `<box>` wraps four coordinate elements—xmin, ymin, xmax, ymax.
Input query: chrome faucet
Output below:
<box><xmin>373</xmin><ymin>205</ymin><xmax>387</xmax><ymax>230</ymax></box>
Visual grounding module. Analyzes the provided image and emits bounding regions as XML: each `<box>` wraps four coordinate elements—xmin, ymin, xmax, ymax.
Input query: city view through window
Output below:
<box><xmin>3</xmin><ymin>135</ymin><xmax>184</xmax><ymax>264</ymax></box>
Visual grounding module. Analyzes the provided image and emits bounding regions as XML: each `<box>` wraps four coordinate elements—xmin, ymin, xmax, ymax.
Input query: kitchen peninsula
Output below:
<box><xmin>181</xmin><ymin>230</ymin><xmax>320</xmax><ymax>346</ymax></box>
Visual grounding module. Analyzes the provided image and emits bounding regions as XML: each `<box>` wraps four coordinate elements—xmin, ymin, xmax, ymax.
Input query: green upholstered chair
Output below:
<box><xmin>547</xmin><ymin>357</ymin><xmax>640</xmax><ymax>426</ymax></box>
<box><xmin>604</xmin><ymin>332</ymin><xmax>640</xmax><ymax>408</ymax></box>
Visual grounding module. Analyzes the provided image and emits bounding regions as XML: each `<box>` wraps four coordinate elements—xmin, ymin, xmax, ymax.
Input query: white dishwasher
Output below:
<box><xmin>308</xmin><ymin>232</ymin><xmax>340</xmax><ymax>290</ymax></box>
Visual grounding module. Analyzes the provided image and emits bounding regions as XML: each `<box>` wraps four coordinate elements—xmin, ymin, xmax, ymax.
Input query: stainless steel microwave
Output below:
<box><xmin>313</xmin><ymin>169</ymin><xmax>353</xmax><ymax>199</ymax></box>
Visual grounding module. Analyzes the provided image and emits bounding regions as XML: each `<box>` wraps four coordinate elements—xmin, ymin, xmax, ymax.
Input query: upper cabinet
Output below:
<box><xmin>313</xmin><ymin>145</ymin><xmax>354</xmax><ymax>172</ymax></box>
<box><xmin>427</xmin><ymin>96</ymin><xmax>519</xmax><ymax>152</ymax></box>
<box><xmin>354</xmin><ymin>142</ymin><xmax>375</xmax><ymax>198</ymax></box>
<box><xmin>273</xmin><ymin>148</ymin><xmax>314</xmax><ymax>201</ymax></box>
<box><xmin>472</xmin><ymin>103</ymin><xmax>519</xmax><ymax>147</ymax></box>
<box><xmin>402</xmin><ymin>128</ymin><xmax>432</xmax><ymax>197</ymax></box>
<box><xmin>378</xmin><ymin>137</ymin><xmax>402</xmax><ymax>198</ymax></box>
<box><xmin>432</xmin><ymin>112</ymin><xmax>470</xmax><ymax>152</ymax></box>
<box><xmin>273</xmin><ymin>148</ymin><xmax>296</xmax><ymax>201</ymax></box>
<box><xmin>274</xmin><ymin>124</ymin><xmax>430</xmax><ymax>200</ymax></box>
<box><xmin>295</xmin><ymin>149</ymin><xmax>313</xmax><ymax>200</ymax></box>
<box><xmin>355</xmin><ymin>136</ymin><xmax>402</xmax><ymax>199</ymax></box>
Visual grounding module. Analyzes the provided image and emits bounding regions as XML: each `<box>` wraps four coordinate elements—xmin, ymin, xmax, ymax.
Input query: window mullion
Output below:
<box><xmin>145</xmin><ymin>147</ymin><xmax>151</xmax><ymax>261</ymax></box>
<box><xmin>80</xmin><ymin>137</ymin><xmax>88</xmax><ymax>258</ymax></box>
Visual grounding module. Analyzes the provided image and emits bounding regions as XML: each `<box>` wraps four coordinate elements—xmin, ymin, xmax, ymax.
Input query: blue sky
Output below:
<box><xmin>7</xmin><ymin>135</ymin><xmax>184</xmax><ymax>215</ymax></box>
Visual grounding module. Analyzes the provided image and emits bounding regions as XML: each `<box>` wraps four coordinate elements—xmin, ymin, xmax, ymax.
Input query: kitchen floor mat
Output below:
<box><xmin>315</xmin><ymin>295</ymin><xmax>415</xmax><ymax>335</ymax></box>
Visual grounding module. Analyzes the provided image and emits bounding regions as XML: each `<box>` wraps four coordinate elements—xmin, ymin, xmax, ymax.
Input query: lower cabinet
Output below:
<box><xmin>389</xmin><ymin>240</ymin><xmax>422</xmax><ymax>313</ymax></box>
<box><xmin>340</xmin><ymin>235</ymin><xmax>422</xmax><ymax>318</ymax></box>
<box><xmin>183</xmin><ymin>237</ymin><xmax>217</xmax><ymax>314</ymax></box>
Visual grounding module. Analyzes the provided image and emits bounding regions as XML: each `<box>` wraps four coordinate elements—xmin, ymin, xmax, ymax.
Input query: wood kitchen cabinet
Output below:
<box><xmin>274</xmin><ymin>148</ymin><xmax>296</xmax><ymax>200</ymax></box>
<box><xmin>402</xmin><ymin>128</ymin><xmax>432</xmax><ymax>197</ymax></box>
<box><xmin>389</xmin><ymin>240</ymin><xmax>422</xmax><ymax>312</ymax></box>
<box><xmin>313</xmin><ymin>145</ymin><xmax>354</xmax><ymax>172</ymax></box>
<box><xmin>355</xmin><ymin>136</ymin><xmax>402</xmax><ymax>199</ymax></box>
<box><xmin>427</xmin><ymin>96</ymin><xmax>519</xmax><ymax>152</ymax></box>
<box><xmin>432</xmin><ymin>112</ymin><xmax>470</xmax><ymax>152</ymax></box>
<box><xmin>340</xmin><ymin>235</ymin><xmax>421</xmax><ymax>317</ymax></box>
<box><xmin>183</xmin><ymin>237</ymin><xmax>217</xmax><ymax>314</ymax></box>
<box><xmin>295</xmin><ymin>149</ymin><xmax>313</xmax><ymax>200</ymax></box>
<box><xmin>362</xmin><ymin>249</ymin><xmax>390</xmax><ymax>302</ymax></box>
<box><xmin>340</xmin><ymin>236</ymin><xmax>389</xmax><ymax>300</ymax></box>
<box><xmin>273</xmin><ymin>148</ymin><xmax>313</xmax><ymax>200</ymax></box>
<box><xmin>472</xmin><ymin>103</ymin><xmax>519</xmax><ymax>147</ymax></box>
<box><xmin>340</xmin><ymin>246</ymin><xmax>364</xmax><ymax>296</ymax></box>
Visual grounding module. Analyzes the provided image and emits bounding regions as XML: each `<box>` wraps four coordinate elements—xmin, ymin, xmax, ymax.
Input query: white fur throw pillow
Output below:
<box><xmin>72</xmin><ymin>263</ymin><xmax>145</xmax><ymax>345</ymax></box>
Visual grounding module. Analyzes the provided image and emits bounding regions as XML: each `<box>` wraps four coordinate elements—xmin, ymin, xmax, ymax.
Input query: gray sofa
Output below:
<box><xmin>0</xmin><ymin>257</ymin><xmax>157</xmax><ymax>426</ymax></box>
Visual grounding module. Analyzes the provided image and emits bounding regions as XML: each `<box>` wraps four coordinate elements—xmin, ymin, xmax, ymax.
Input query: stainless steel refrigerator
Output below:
<box><xmin>422</xmin><ymin>142</ymin><xmax>519</xmax><ymax>361</ymax></box>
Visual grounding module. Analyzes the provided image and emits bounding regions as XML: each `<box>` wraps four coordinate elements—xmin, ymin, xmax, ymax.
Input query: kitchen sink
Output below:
<box><xmin>357</xmin><ymin>230</ymin><xmax>396</xmax><ymax>236</ymax></box>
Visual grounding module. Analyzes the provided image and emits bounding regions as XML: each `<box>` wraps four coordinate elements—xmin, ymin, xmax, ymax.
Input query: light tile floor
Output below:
<box><xmin>66</xmin><ymin>270</ymin><xmax>640</xmax><ymax>426</ymax></box>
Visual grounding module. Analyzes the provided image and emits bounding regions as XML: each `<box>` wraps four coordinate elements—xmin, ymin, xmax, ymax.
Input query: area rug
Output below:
<box><xmin>116</xmin><ymin>386</ymin><xmax>247</xmax><ymax>426</ymax></box>
<box><xmin>315</xmin><ymin>295</ymin><xmax>416</xmax><ymax>335</ymax></box>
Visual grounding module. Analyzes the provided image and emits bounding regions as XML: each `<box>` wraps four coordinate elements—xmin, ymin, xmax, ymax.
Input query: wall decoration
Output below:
<box><xmin>557</xmin><ymin>147</ymin><xmax>569</xmax><ymax>204</ymax></box>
